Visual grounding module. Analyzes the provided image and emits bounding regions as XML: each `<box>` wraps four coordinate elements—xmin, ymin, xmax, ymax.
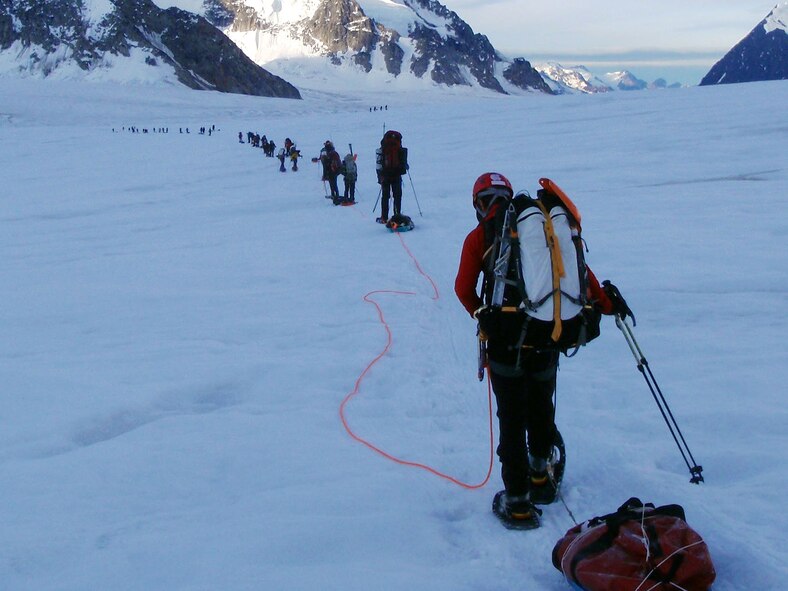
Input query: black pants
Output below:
<box><xmin>380</xmin><ymin>177</ymin><xmax>402</xmax><ymax>219</ymax></box>
<box><xmin>327</xmin><ymin>174</ymin><xmax>340</xmax><ymax>198</ymax></box>
<box><xmin>490</xmin><ymin>349</ymin><xmax>559</xmax><ymax>497</ymax></box>
<box><xmin>343</xmin><ymin>179</ymin><xmax>356</xmax><ymax>201</ymax></box>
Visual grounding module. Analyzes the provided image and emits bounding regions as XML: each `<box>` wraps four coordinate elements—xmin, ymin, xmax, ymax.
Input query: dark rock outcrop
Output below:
<box><xmin>504</xmin><ymin>58</ymin><xmax>553</xmax><ymax>94</ymax></box>
<box><xmin>0</xmin><ymin>0</ymin><xmax>301</xmax><ymax>98</ymax></box>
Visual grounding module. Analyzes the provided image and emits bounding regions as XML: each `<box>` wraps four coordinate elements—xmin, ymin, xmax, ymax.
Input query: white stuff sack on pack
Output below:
<box><xmin>516</xmin><ymin>203</ymin><xmax>582</xmax><ymax>322</ymax></box>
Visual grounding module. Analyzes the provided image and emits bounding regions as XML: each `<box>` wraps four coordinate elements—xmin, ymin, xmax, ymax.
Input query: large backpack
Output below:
<box><xmin>380</xmin><ymin>130</ymin><xmax>408</xmax><ymax>176</ymax></box>
<box><xmin>343</xmin><ymin>156</ymin><xmax>358</xmax><ymax>182</ymax></box>
<box><xmin>325</xmin><ymin>149</ymin><xmax>340</xmax><ymax>173</ymax></box>
<box><xmin>552</xmin><ymin>498</ymin><xmax>716</xmax><ymax>591</ymax></box>
<box><xmin>481</xmin><ymin>178</ymin><xmax>600</xmax><ymax>363</ymax></box>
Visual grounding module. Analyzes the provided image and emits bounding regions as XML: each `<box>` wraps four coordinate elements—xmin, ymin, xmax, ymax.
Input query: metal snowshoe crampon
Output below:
<box><xmin>530</xmin><ymin>429</ymin><xmax>566</xmax><ymax>505</ymax></box>
<box><xmin>492</xmin><ymin>490</ymin><xmax>542</xmax><ymax>530</ymax></box>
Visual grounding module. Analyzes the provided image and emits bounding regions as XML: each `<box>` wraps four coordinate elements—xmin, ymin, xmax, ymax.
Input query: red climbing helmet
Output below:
<box><xmin>472</xmin><ymin>172</ymin><xmax>513</xmax><ymax>218</ymax></box>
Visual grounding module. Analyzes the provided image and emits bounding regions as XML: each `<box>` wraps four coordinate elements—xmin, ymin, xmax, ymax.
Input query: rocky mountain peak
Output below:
<box><xmin>0</xmin><ymin>0</ymin><xmax>301</xmax><ymax>98</ymax></box>
<box><xmin>206</xmin><ymin>0</ymin><xmax>552</xmax><ymax>94</ymax></box>
<box><xmin>700</xmin><ymin>2</ymin><xmax>788</xmax><ymax>85</ymax></box>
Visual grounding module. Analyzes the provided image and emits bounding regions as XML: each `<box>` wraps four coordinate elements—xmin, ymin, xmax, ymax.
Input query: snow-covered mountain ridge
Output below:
<box><xmin>536</xmin><ymin>63</ymin><xmax>682</xmax><ymax>94</ymax></box>
<box><xmin>3</xmin><ymin>0</ymin><xmax>773</xmax><ymax>95</ymax></box>
<box><xmin>0</xmin><ymin>0</ymin><xmax>557</xmax><ymax>95</ymax></box>
<box><xmin>190</xmin><ymin>0</ymin><xmax>552</xmax><ymax>94</ymax></box>
<box><xmin>0</xmin><ymin>0</ymin><xmax>301</xmax><ymax>97</ymax></box>
<box><xmin>764</xmin><ymin>1</ymin><xmax>788</xmax><ymax>33</ymax></box>
<box><xmin>701</xmin><ymin>1</ymin><xmax>788</xmax><ymax>85</ymax></box>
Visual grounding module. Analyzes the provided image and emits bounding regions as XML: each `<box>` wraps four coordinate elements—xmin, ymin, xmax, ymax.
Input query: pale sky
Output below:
<box><xmin>448</xmin><ymin>0</ymin><xmax>778</xmax><ymax>84</ymax></box>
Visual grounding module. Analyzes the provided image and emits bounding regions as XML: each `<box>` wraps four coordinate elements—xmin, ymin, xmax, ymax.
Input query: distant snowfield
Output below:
<box><xmin>1</xmin><ymin>77</ymin><xmax>787</xmax><ymax>590</ymax></box>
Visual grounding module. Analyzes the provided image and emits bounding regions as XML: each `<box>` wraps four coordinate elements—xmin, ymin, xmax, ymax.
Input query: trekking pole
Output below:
<box><xmin>614</xmin><ymin>314</ymin><xmax>704</xmax><ymax>484</ymax></box>
<box><xmin>372</xmin><ymin>185</ymin><xmax>382</xmax><ymax>213</ymax></box>
<box><xmin>406</xmin><ymin>169</ymin><xmax>423</xmax><ymax>217</ymax></box>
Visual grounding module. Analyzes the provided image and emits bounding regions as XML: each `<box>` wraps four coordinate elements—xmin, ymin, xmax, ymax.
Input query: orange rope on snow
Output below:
<box><xmin>338</xmin><ymin>229</ymin><xmax>495</xmax><ymax>490</ymax></box>
<box><xmin>391</xmin><ymin>230</ymin><xmax>440</xmax><ymax>301</ymax></box>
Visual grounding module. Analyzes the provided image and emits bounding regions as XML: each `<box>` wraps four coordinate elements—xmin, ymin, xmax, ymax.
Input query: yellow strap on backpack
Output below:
<box><xmin>535</xmin><ymin>200</ymin><xmax>565</xmax><ymax>342</ymax></box>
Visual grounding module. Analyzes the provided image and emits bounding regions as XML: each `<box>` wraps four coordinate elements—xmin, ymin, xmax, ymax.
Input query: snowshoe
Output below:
<box><xmin>340</xmin><ymin>199</ymin><xmax>356</xmax><ymax>206</ymax></box>
<box><xmin>530</xmin><ymin>429</ymin><xmax>566</xmax><ymax>505</ymax></box>
<box><xmin>375</xmin><ymin>216</ymin><xmax>388</xmax><ymax>224</ymax></box>
<box><xmin>386</xmin><ymin>213</ymin><xmax>414</xmax><ymax>232</ymax></box>
<box><xmin>492</xmin><ymin>490</ymin><xmax>542</xmax><ymax>530</ymax></box>
<box><xmin>529</xmin><ymin>472</ymin><xmax>556</xmax><ymax>505</ymax></box>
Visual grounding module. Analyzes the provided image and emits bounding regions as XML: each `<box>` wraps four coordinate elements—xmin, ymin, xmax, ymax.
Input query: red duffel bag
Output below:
<box><xmin>552</xmin><ymin>498</ymin><xmax>715</xmax><ymax>591</ymax></box>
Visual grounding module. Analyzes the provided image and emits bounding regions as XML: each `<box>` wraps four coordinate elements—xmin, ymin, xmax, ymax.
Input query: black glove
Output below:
<box><xmin>473</xmin><ymin>305</ymin><xmax>497</xmax><ymax>338</ymax></box>
<box><xmin>602</xmin><ymin>280</ymin><xmax>636</xmax><ymax>326</ymax></box>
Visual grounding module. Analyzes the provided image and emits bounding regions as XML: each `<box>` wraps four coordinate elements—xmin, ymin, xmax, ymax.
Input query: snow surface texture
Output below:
<box><xmin>1</xmin><ymin>78</ymin><xmax>787</xmax><ymax>590</ymax></box>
